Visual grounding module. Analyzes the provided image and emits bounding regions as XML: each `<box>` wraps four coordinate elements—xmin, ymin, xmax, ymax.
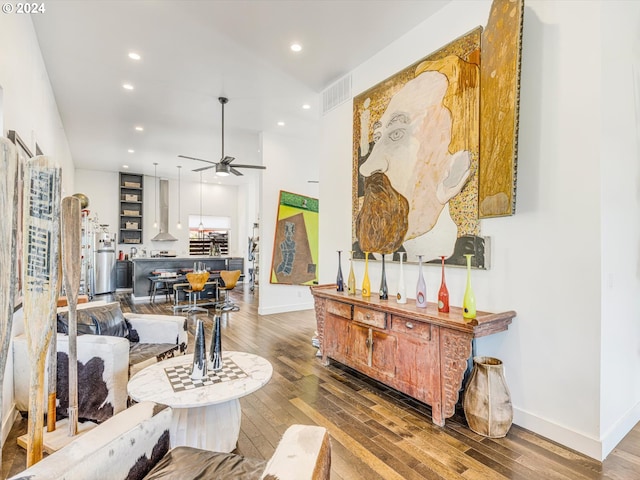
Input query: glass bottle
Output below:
<box><xmin>416</xmin><ymin>255</ymin><xmax>427</xmax><ymax>308</ymax></box>
<box><xmin>379</xmin><ymin>254</ymin><xmax>388</xmax><ymax>300</ymax></box>
<box><xmin>362</xmin><ymin>252</ymin><xmax>371</xmax><ymax>297</ymax></box>
<box><xmin>347</xmin><ymin>251</ymin><xmax>356</xmax><ymax>295</ymax></box>
<box><xmin>463</xmin><ymin>254</ymin><xmax>476</xmax><ymax>320</ymax></box>
<box><xmin>396</xmin><ymin>253</ymin><xmax>407</xmax><ymax>304</ymax></box>
<box><xmin>336</xmin><ymin>250</ymin><xmax>344</xmax><ymax>292</ymax></box>
<box><xmin>438</xmin><ymin>255</ymin><xmax>450</xmax><ymax>313</ymax></box>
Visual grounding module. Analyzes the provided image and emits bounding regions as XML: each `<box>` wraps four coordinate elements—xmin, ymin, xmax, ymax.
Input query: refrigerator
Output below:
<box><xmin>95</xmin><ymin>229</ymin><xmax>116</xmax><ymax>294</ymax></box>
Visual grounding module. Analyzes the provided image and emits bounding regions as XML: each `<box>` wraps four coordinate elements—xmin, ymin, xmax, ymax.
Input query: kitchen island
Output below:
<box><xmin>131</xmin><ymin>256</ymin><xmax>244</xmax><ymax>302</ymax></box>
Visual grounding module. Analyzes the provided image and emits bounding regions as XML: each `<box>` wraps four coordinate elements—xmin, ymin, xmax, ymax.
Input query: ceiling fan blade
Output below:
<box><xmin>178</xmin><ymin>154</ymin><xmax>217</xmax><ymax>165</ymax></box>
<box><xmin>220</xmin><ymin>156</ymin><xmax>235</xmax><ymax>165</ymax></box>
<box><xmin>230</xmin><ymin>167</ymin><xmax>244</xmax><ymax>176</ymax></box>
<box><xmin>231</xmin><ymin>164</ymin><xmax>267</xmax><ymax>170</ymax></box>
<box><xmin>192</xmin><ymin>165</ymin><xmax>214</xmax><ymax>172</ymax></box>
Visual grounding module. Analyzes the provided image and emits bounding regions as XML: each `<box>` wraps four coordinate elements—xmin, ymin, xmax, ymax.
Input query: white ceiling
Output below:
<box><xmin>32</xmin><ymin>0</ymin><xmax>449</xmax><ymax>184</ymax></box>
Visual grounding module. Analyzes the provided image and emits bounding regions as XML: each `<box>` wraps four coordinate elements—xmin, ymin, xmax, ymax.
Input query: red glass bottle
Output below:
<box><xmin>438</xmin><ymin>255</ymin><xmax>450</xmax><ymax>313</ymax></box>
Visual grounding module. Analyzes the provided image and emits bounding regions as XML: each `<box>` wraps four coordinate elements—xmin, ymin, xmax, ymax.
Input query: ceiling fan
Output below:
<box><xmin>178</xmin><ymin>97</ymin><xmax>266</xmax><ymax>177</ymax></box>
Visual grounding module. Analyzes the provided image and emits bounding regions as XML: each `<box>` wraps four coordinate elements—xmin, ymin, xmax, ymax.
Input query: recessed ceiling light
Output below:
<box><xmin>135</xmin><ymin>126</ymin><xmax>144</xmax><ymax>131</ymax></box>
<box><xmin>122</xmin><ymin>165</ymin><xmax>129</xmax><ymax>169</ymax></box>
<box><xmin>123</xmin><ymin>83</ymin><xmax>134</xmax><ymax>90</ymax></box>
<box><xmin>128</xmin><ymin>149</ymin><xmax>135</xmax><ymax>153</ymax></box>
<box><xmin>290</xmin><ymin>43</ymin><xmax>302</xmax><ymax>52</ymax></box>
<box><xmin>128</xmin><ymin>52</ymin><xmax>141</xmax><ymax>60</ymax></box>
<box><xmin>302</xmin><ymin>104</ymin><xmax>311</xmax><ymax>110</ymax></box>
<box><xmin>277</xmin><ymin>121</ymin><xmax>285</xmax><ymax>126</ymax></box>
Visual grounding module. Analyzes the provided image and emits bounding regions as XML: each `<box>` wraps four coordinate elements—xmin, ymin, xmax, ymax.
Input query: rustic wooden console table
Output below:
<box><xmin>310</xmin><ymin>285</ymin><xmax>516</xmax><ymax>427</ymax></box>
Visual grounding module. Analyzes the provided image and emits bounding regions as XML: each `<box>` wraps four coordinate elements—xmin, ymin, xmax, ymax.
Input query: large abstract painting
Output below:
<box><xmin>353</xmin><ymin>27</ymin><xmax>486</xmax><ymax>267</ymax></box>
<box><xmin>270</xmin><ymin>191</ymin><xmax>319</xmax><ymax>285</ymax></box>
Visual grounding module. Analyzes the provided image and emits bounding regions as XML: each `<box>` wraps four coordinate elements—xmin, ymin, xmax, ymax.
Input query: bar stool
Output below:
<box><xmin>217</xmin><ymin>270</ymin><xmax>241</xmax><ymax>312</ymax></box>
<box><xmin>183</xmin><ymin>271</ymin><xmax>210</xmax><ymax>313</ymax></box>
<box><xmin>148</xmin><ymin>270</ymin><xmax>178</xmax><ymax>304</ymax></box>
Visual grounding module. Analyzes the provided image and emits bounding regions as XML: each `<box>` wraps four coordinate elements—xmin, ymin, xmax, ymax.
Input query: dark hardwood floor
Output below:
<box><xmin>3</xmin><ymin>285</ymin><xmax>639</xmax><ymax>479</ymax></box>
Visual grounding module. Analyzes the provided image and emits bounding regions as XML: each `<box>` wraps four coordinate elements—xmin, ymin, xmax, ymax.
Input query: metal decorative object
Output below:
<box><xmin>209</xmin><ymin>315</ymin><xmax>222</xmax><ymax>371</ymax></box>
<box><xmin>190</xmin><ymin>319</ymin><xmax>207</xmax><ymax>380</ymax></box>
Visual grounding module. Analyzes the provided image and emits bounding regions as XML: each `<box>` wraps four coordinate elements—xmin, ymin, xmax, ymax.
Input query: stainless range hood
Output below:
<box><xmin>151</xmin><ymin>179</ymin><xmax>178</xmax><ymax>242</ymax></box>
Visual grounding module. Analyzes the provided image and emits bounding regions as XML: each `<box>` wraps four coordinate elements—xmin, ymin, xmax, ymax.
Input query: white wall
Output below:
<box><xmin>74</xmin><ymin>170</ymin><xmax>243</xmax><ymax>258</ymax></box>
<box><xmin>0</xmin><ymin>15</ymin><xmax>74</xmax><ymax>443</ymax></box>
<box><xmin>319</xmin><ymin>0</ymin><xmax>640</xmax><ymax>461</ymax></box>
<box><xmin>599</xmin><ymin>1</ymin><xmax>640</xmax><ymax>456</ymax></box>
<box><xmin>258</xmin><ymin>131</ymin><xmax>320</xmax><ymax>315</ymax></box>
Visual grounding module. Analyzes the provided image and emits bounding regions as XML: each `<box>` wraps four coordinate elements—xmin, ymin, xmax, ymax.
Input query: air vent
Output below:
<box><xmin>322</xmin><ymin>75</ymin><xmax>352</xmax><ymax>115</ymax></box>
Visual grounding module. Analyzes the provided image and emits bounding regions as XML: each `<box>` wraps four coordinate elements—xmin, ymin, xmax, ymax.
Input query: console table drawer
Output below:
<box><xmin>353</xmin><ymin>307</ymin><xmax>386</xmax><ymax>329</ymax></box>
<box><xmin>392</xmin><ymin>316</ymin><xmax>432</xmax><ymax>340</ymax></box>
<box><xmin>326</xmin><ymin>300</ymin><xmax>352</xmax><ymax>319</ymax></box>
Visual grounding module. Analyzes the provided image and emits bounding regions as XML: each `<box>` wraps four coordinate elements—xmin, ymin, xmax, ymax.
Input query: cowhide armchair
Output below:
<box><xmin>13</xmin><ymin>301</ymin><xmax>188</xmax><ymax>424</ymax></box>
<box><xmin>9</xmin><ymin>401</ymin><xmax>332</xmax><ymax>480</ymax></box>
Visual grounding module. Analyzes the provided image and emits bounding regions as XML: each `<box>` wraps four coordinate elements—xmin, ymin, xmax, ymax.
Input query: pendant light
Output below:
<box><xmin>198</xmin><ymin>171</ymin><xmax>204</xmax><ymax>231</ymax></box>
<box><xmin>153</xmin><ymin>162</ymin><xmax>158</xmax><ymax>229</ymax></box>
<box><xmin>176</xmin><ymin>165</ymin><xmax>182</xmax><ymax>229</ymax></box>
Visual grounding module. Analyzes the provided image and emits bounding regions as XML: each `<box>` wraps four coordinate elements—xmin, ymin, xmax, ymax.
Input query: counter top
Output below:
<box><xmin>130</xmin><ymin>256</ymin><xmax>244</xmax><ymax>301</ymax></box>
<box><xmin>132</xmin><ymin>256</ymin><xmax>238</xmax><ymax>261</ymax></box>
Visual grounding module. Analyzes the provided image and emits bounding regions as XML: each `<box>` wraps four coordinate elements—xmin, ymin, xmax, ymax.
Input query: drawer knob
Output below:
<box><xmin>365</xmin><ymin>313</ymin><xmax>371</xmax><ymax>319</ymax></box>
<box><xmin>406</xmin><ymin>322</ymin><xmax>414</xmax><ymax>329</ymax></box>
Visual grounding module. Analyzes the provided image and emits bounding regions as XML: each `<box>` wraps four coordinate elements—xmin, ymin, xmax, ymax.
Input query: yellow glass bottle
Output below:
<box><xmin>463</xmin><ymin>254</ymin><xmax>476</xmax><ymax>320</ymax></box>
<box><xmin>361</xmin><ymin>252</ymin><xmax>371</xmax><ymax>297</ymax></box>
<box><xmin>347</xmin><ymin>251</ymin><xmax>356</xmax><ymax>295</ymax></box>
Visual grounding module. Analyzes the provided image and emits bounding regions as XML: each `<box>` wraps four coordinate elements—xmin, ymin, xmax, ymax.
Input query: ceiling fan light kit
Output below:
<box><xmin>179</xmin><ymin>96</ymin><xmax>266</xmax><ymax>177</ymax></box>
<box><xmin>215</xmin><ymin>163</ymin><xmax>230</xmax><ymax>176</ymax></box>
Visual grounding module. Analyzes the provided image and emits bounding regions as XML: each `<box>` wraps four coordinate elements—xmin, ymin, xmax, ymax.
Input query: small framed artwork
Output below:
<box><xmin>270</xmin><ymin>191</ymin><xmax>319</xmax><ymax>286</ymax></box>
<box><xmin>8</xmin><ymin>130</ymin><xmax>33</xmax><ymax>310</ymax></box>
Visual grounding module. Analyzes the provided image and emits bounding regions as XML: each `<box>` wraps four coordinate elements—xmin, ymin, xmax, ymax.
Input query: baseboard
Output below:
<box><xmin>600</xmin><ymin>399</ymin><xmax>640</xmax><ymax>460</ymax></box>
<box><xmin>258</xmin><ymin>302</ymin><xmax>314</xmax><ymax>316</ymax></box>
<box><xmin>514</xmin><ymin>407</ymin><xmax>603</xmax><ymax>460</ymax></box>
<box><xmin>514</xmin><ymin>400</ymin><xmax>640</xmax><ymax>462</ymax></box>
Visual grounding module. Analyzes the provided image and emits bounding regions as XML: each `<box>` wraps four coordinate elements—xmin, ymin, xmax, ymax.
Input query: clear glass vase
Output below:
<box><xmin>396</xmin><ymin>253</ymin><xmax>406</xmax><ymax>304</ymax></box>
<box><xmin>416</xmin><ymin>255</ymin><xmax>427</xmax><ymax>308</ymax></box>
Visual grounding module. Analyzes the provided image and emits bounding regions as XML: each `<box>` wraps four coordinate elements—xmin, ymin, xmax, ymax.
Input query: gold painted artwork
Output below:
<box><xmin>479</xmin><ymin>0</ymin><xmax>524</xmax><ymax>217</ymax></box>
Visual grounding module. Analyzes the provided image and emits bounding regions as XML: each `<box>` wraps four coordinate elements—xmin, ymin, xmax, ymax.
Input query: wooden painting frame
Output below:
<box><xmin>8</xmin><ymin>130</ymin><xmax>32</xmax><ymax>310</ymax></box>
<box><xmin>270</xmin><ymin>191</ymin><xmax>319</xmax><ymax>286</ymax></box>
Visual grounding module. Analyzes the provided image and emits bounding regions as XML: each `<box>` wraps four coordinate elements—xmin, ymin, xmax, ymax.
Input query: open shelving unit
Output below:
<box><xmin>119</xmin><ymin>172</ymin><xmax>144</xmax><ymax>245</ymax></box>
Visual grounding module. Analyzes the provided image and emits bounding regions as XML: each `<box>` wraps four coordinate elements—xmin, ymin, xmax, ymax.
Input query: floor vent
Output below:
<box><xmin>322</xmin><ymin>75</ymin><xmax>352</xmax><ymax>115</ymax></box>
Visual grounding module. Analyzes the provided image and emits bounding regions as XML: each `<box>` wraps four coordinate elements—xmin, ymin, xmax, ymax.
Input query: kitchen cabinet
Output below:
<box><xmin>116</xmin><ymin>260</ymin><xmax>133</xmax><ymax>289</ymax></box>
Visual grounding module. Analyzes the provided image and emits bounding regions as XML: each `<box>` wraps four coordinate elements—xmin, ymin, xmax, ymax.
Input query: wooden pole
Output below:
<box><xmin>61</xmin><ymin>196</ymin><xmax>81</xmax><ymax>436</ymax></box>
<box><xmin>0</xmin><ymin>138</ymin><xmax>19</xmax><ymax>468</ymax></box>
<box><xmin>22</xmin><ymin>155</ymin><xmax>61</xmax><ymax>466</ymax></box>
<box><xmin>46</xmin><ymin>254</ymin><xmax>62</xmax><ymax>433</ymax></box>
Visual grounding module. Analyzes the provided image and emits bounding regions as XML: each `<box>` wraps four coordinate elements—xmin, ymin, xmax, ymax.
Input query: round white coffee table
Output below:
<box><xmin>127</xmin><ymin>351</ymin><xmax>272</xmax><ymax>452</ymax></box>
